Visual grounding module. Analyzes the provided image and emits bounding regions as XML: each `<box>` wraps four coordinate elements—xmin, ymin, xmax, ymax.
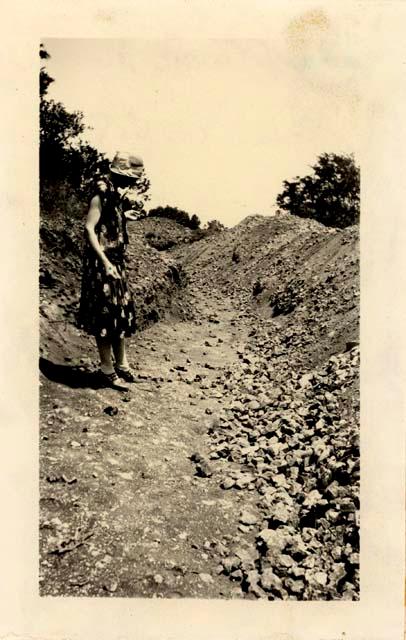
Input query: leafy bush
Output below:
<box><xmin>276</xmin><ymin>153</ymin><xmax>360</xmax><ymax>229</ymax></box>
<box><xmin>205</xmin><ymin>219</ymin><xmax>225</xmax><ymax>234</ymax></box>
<box><xmin>148</xmin><ymin>206</ymin><xmax>200</xmax><ymax>229</ymax></box>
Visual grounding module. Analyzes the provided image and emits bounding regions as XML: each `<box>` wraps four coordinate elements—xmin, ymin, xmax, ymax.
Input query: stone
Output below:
<box><xmin>302</xmin><ymin>556</ymin><xmax>316</xmax><ymax>569</ymax></box>
<box><xmin>248</xmin><ymin>400</ymin><xmax>261</xmax><ymax>411</ymax></box>
<box><xmin>326</xmin><ymin>509</ymin><xmax>340</xmax><ymax>524</ymax></box>
<box><xmin>230</xmin><ymin>401</ymin><xmax>244</xmax><ymax>412</ymax></box>
<box><xmin>331</xmin><ymin>562</ymin><xmax>347</xmax><ymax>587</ymax></box>
<box><xmin>269</xmin><ymin>502</ymin><xmax>297</xmax><ymax>527</ymax></box>
<box><xmin>259</xmin><ymin>568</ymin><xmax>284</xmax><ymax>595</ymax></box>
<box><xmin>299</xmin><ymin>373</ymin><xmax>314</xmax><ymax>388</ymax></box>
<box><xmin>283</xmin><ymin>577</ymin><xmax>305</xmax><ymax>595</ymax></box>
<box><xmin>331</xmin><ymin>546</ymin><xmax>342</xmax><ymax>561</ymax></box>
<box><xmin>243</xmin><ymin>570</ymin><xmax>265</xmax><ymax>598</ymax></box>
<box><xmin>342</xmin><ymin>584</ymin><xmax>357</xmax><ymax>600</ymax></box>
<box><xmin>256</xmin><ymin>528</ymin><xmax>290</xmax><ymax>555</ymax></box>
<box><xmin>234</xmin><ymin>477</ymin><xmax>251</xmax><ymax>489</ymax></box>
<box><xmin>117</xmin><ymin>471</ymin><xmax>133</xmax><ymax>481</ymax></box>
<box><xmin>287</xmin><ymin>534</ymin><xmax>308</xmax><ymax>560</ymax></box>
<box><xmin>337</xmin><ymin>498</ymin><xmax>356</xmax><ymax>513</ymax></box>
<box><xmin>239</xmin><ymin>510</ymin><xmax>258</xmax><ymax>526</ymax></box>
<box><xmin>306</xmin><ymin>570</ymin><xmax>328</xmax><ymax>588</ymax></box>
<box><xmin>222</xmin><ymin>556</ymin><xmax>242</xmax><ymax>575</ymax></box>
<box><xmin>238</xmin><ymin>524</ymin><xmax>251</xmax><ymax>533</ymax></box>
<box><xmin>234</xmin><ymin>546</ymin><xmax>258</xmax><ymax>569</ymax></box>
<box><xmin>302</xmin><ymin>489</ymin><xmax>325</xmax><ymax>508</ymax></box>
<box><xmin>195</xmin><ymin>461</ymin><xmax>212</xmax><ymax>478</ymax></box>
<box><xmin>348</xmin><ymin>552</ymin><xmax>359</xmax><ymax>565</ymax></box>
<box><xmin>272</xmin><ymin>474</ymin><xmax>290</xmax><ymax>490</ymax></box>
<box><xmin>221</xmin><ymin>477</ymin><xmax>235</xmax><ymax>490</ymax></box>
<box><xmin>268</xmin><ymin>442</ymin><xmax>285</xmax><ymax>457</ymax></box>
<box><xmin>275</xmin><ymin>553</ymin><xmax>295</xmax><ymax>569</ymax></box>
<box><xmin>104</xmin><ymin>406</ymin><xmax>119</xmax><ymax>416</ymax></box>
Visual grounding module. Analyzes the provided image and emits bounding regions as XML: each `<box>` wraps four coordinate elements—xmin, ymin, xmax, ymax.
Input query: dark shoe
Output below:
<box><xmin>99</xmin><ymin>371</ymin><xmax>130</xmax><ymax>391</ymax></box>
<box><xmin>115</xmin><ymin>366</ymin><xmax>136</xmax><ymax>383</ymax></box>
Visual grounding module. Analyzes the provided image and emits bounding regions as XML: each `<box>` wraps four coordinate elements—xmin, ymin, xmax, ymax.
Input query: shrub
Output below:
<box><xmin>148</xmin><ymin>206</ymin><xmax>200</xmax><ymax>229</ymax></box>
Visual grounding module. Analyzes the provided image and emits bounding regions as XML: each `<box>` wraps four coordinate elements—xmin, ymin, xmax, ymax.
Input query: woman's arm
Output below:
<box><xmin>84</xmin><ymin>195</ymin><xmax>121</xmax><ymax>279</ymax></box>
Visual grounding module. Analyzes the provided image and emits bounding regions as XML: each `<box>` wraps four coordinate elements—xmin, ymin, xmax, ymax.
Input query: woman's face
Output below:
<box><xmin>111</xmin><ymin>171</ymin><xmax>142</xmax><ymax>190</ymax></box>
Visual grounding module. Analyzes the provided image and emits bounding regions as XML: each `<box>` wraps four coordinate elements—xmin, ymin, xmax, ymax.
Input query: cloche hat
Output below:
<box><xmin>110</xmin><ymin>151</ymin><xmax>144</xmax><ymax>178</ymax></box>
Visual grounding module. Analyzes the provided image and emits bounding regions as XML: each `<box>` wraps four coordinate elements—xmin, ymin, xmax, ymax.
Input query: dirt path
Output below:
<box><xmin>40</xmin><ymin>276</ymin><xmax>260</xmax><ymax>598</ymax></box>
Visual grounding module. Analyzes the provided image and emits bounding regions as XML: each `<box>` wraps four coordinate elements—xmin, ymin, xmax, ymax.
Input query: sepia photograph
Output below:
<box><xmin>1</xmin><ymin>1</ymin><xmax>405</xmax><ymax>638</ymax></box>
<box><xmin>39</xmin><ymin>33</ymin><xmax>360</xmax><ymax>600</ymax></box>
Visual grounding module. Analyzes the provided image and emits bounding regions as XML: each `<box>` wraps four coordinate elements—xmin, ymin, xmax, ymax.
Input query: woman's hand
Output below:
<box><xmin>124</xmin><ymin>209</ymin><xmax>147</xmax><ymax>221</ymax></box>
<box><xmin>103</xmin><ymin>260</ymin><xmax>121</xmax><ymax>279</ymax></box>
<box><xmin>124</xmin><ymin>210</ymin><xmax>139</xmax><ymax>221</ymax></box>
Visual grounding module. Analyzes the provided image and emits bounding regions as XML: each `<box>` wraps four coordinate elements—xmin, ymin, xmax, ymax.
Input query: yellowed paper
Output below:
<box><xmin>1</xmin><ymin>1</ymin><xmax>406</xmax><ymax>638</ymax></box>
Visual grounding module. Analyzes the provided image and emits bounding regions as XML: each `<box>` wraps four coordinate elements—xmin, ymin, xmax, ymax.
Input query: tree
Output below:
<box><xmin>276</xmin><ymin>153</ymin><xmax>360</xmax><ymax>228</ymax></box>
<box><xmin>189</xmin><ymin>214</ymin><xmax>201</xmax><ymax>230</ymax></box>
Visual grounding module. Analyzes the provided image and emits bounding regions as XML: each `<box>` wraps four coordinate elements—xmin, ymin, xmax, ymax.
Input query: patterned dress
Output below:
<box><xmin>77</xmin><ymin>180</ymin><xmax>137</xmax><ymax>339</ymax></box>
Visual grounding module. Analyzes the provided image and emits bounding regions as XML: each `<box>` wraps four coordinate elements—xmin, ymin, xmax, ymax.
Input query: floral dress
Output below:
<box><xmin>77</xmin><ymin>180</ymin><xmax>137</xmax><ymax>339</ymax></box>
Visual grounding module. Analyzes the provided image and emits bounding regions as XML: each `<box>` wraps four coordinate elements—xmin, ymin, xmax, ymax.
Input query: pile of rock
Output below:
<box><xmin>176</xmin><ymin>213</ymin><xmax>359</xmax><ymax>599</ymax></box>
<box><xmin>208</xmin><ymin>341</ymin><xmax>359</xmax><ymax>599</ymax></box>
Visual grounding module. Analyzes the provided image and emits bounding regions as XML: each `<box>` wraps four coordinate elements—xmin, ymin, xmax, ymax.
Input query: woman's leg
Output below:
<box><xmin>112</xmin><ymin>337</ymin><xmax>130</xmax><ymax>369</ymax></box>
<box><xmin>96</xmin><ymin>336</ymin><xmax>114</xmax><ymax>374</ymax></box>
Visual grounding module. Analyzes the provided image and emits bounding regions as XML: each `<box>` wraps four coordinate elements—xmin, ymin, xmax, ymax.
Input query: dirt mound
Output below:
<box><xmin>203</xmin><ymin>339</ymin><xmax>359</xmax><ymax>599</ymax></box>
<box><xmin>174</xmin><ymin>212</ymin><xmax>359</xmax><ymax>371</ymax></box>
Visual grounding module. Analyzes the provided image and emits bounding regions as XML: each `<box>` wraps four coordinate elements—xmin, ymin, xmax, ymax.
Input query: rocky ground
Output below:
<box><xmin>39</xmin><ymin>211</ymin><xmax>359</xmax><ymax>599</ymax></box>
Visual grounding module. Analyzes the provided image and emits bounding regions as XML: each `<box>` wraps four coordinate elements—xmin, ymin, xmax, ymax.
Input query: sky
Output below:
<box><xmin>43</xmin><ymin>19</ymin><xmax>364</xmax><ymax>226</ymax></box>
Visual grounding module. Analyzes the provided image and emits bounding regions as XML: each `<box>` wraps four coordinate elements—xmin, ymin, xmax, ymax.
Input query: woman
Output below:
<box><xmin>78</xmin><ymin>151</ymin><xmax>146</xmax><ymax>390</ymax></box>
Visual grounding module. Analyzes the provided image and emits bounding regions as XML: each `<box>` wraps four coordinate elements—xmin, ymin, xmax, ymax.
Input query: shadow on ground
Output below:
<box><xmin>39</xmin><ymin>357</ymin><xmax>101</xmax><ymax>389</ymax></box>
